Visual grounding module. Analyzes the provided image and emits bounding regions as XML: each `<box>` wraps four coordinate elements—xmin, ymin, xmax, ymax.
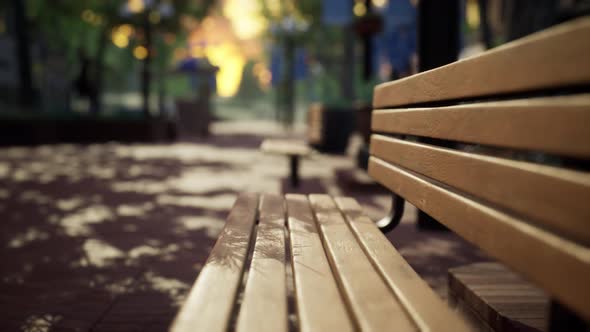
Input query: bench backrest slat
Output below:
<box><xmin>334</xmin><ymin>197</ymin><xmax>472</xmax><ymax>331</ymax></box>
<box><xmin>171</xmin><ymin>193</ymin><xmax>259</xmax><ymax>332</ymax></box>
<box><xmin>236</xmin><ymin>194</ymin><xmax>288</xmax><ymax>332</ymax></box>
<box><xmin>372</xmin><ymin>95</ymin><xmax>590</xmax><ymax>159</ymax></box>
<box><xmin>369</xmin><ymin>16</ymin><xmax>590</xmax><ymax>321</ymax></box>
<box><xmin>373</xmin><ymin>17</ymin><xmax>590</xmax><ymax>109</ymax></box>
<box><xmin>371</xmin><ymin>134</ymin><xmax>590</xmax><ymax>245</ymax></box>
<box><xmin>286</xmin><ymin>195</ymin><xmax>354</xmax><ymax>332</ymax></box>
<box><xmin>369</xmin><ymin>157</ymin><xmax>590</xmax><ymax>320</ymax></box>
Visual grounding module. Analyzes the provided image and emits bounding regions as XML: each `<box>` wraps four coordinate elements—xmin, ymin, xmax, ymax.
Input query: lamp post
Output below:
<box><xmin>270</xmin><ymin>15</ymin><xmax>309</xmax><ymax>128</ymax></box>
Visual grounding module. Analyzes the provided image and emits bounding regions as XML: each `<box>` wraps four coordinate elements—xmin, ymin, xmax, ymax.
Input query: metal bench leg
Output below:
<box><xmin>376</xmin><ymin>193</ymin><xmax>405</xmax><ymax>233</ymax></box>
<box><xmin>289</xmin><ymin>155</ymin><xmax>300</xmax><ymax>188</ymax></box>
<box><xmin>549</xmin><ymin>300</ymin><xmax>588</xmax><ymax>332</ymax></box>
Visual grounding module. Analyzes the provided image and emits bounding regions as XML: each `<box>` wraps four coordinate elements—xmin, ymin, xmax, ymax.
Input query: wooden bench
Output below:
<box><xmin>370</xmin><ymin>16</ymin><xmax>590</xmax><ymax>330</ymax></box>
<box><xmin>260</xmin><ymin>139</ymin><xmax>314</xmax><ymax>188</ymax></box>
<box><xmin>171</xmin><ymin>17</ymin><xmax>590</xmax><ymax>331</ymax></box>
<box><xmin>171</xmin><ymin>193</ymin><xmax>471</xmax><ymax>331</ymax></box>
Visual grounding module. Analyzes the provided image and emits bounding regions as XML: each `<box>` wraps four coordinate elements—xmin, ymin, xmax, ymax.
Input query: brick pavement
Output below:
<box><xmin>0</xmin><ymin>121</ymin><xmax>488</xmax><ymax>331</ymax></box>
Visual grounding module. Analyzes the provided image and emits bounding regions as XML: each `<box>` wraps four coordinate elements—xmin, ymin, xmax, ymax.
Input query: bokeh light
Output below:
<box><xmin>354</xmin><ymin>2</ymin><xmax>367</xmax><ymax>17</ymax></box>
<box><xmin>373</xmin><ymin>0</ymin><xmax>388</xmax><ymax>8</ymax></box>
<box><xmin>128</xmin><ymin>0</ymin><xmax>145</xmax><ymax>13</ymax></box>
<box><xmin>133</xmin><ymin>45</ymin><xmax>148</xmax><ymax>60</ymax></box>
<box><xmin>112</xmin><ymin>33</ymin><xmax>129</xmax><ymax>48</ymax></box>
<box><xmin>466</xmin><ymin>0</ymin><xmax>481</xmax><ymax>29</ymax></box>
<box><xmin>224</xmin><ymin>0</ymin><xmax>267</xmax><ymax>40</ymax></box>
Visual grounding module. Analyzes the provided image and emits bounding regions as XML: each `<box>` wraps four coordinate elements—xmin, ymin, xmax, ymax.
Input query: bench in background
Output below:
<box><xmin>260</xmin><ymin>139</ymin><xmax>314</xmax><ymax>188</ymax></box>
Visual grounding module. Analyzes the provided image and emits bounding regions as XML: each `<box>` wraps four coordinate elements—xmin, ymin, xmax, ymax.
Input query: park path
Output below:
<box><xmin>0</xmin><ymin>121</ymin><xmax>487</xmax><ymax>331</ymax></box>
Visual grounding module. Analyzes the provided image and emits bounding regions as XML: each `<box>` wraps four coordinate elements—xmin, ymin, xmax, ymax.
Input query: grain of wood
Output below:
<box><xmin>308</xmin><ymin>194</ymin><xmax>417</xmax><ymax>331</ymax></box>
<box><xmin>373</xmin><ymin>17</ymin><xmax>590</xmax><ymax>108</ymax></box>
<box><xmin>371</xmin><ymin>94</ymin><xmax>590</xmax><ymax>159</ymax></box>
<box><xmin>370</xmin><ymin>135</ymin><xmax>590</xmax><ymax>245</ymax></box>
<box><xmin>285</xmin><ymin>194</ymin><xmax>354</xmax><ymax>332</ymax></box>
<box><xmin>170</xmin><ymin>193</ymin><xmax>259</xmax><ymax>332</ymax></box>
<box><xmin>237</xmin><ymin>194</ymin><xmax>288</xmax><ymax>332</ymax></box>
<box><xmin>448</xmin><ymin>263</ymin><xmax>549</xmax><ymax>332</ymax></box>
<box><xmin>368</xmin><ymin>157</ymin><xmax>590</xmax><ymax>321</ymax></box>
<box><xmin>334</xmin><ymin>197</ymin><xmax>472</xmax><ymax>332</ymax></box>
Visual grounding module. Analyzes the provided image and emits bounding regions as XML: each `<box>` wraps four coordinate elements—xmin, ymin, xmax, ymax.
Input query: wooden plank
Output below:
<box><xmin>307</xmin><ymin>103</ymin><xmax>323</xmax><ymax>145</ymax></box>
<box><xmin>285</xmin><ymin>194</ymin><xmax>354</xmax><ymax>332</ymax></box>
<box><xmin>260</xmin><ymin>139</ymin><xmax>312</xmax><ymax>157</ymax></box>
<box><xmin>368</xmin><ymin>157</ymin><xmax>590</xmax><ymax>321</ymax></box>
<box><xmin>448</xmin><ymin>263</ymin><xmax>549</xmax><ymax>332</ymax></box>
<box><xmin>170</xmin><ymin>193</ymin><xmax>259</xmax><ymax>332</ymax></box>
<box><xmin>373</xmin><ymin>17</ymin><xmax>590</xmax><ymax>108</ymax></box>
<box><xmin>308</xmin><ymin>194</ymin><xmax>416</xmax><ymax>331</ymax></box>
<box><xmin>334</xmin><ymin>197</ymin><xmax>472</xmax><ymax>331</ymax></box>
<box><xmin>371</xmin><ymin>94</ymin><xmax>590</xmax><ymax>159</ymax></box>
<box><xmin>236</xmin><ymin>194</ymin><xmax>288</xmax><ymax>332</ymax></box>
<box><xmin>370</xmin><ymin>135</ymin><xmax>590</xmax><ymax>245</ymax></box>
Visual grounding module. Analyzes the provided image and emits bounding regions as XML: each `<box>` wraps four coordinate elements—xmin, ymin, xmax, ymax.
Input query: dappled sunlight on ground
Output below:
<box><xmin>0</xmin><ymin>120</ymin><xmax>486</xmax><ymax>330</ymax></box>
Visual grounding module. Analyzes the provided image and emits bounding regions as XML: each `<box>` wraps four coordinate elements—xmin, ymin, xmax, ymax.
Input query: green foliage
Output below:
<box><xmin>355</xmin><ymin>76</ymin><xmax>380</xmax><ymax>105</ymax></box>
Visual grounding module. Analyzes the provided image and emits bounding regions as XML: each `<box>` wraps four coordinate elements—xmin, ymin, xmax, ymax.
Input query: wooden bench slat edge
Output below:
<box><xmin>371</xmin><ymin>94</ymin><xmax>590</xmax><ymax>159</ymax></box>
<box><xmin>333</xmin><ymin>197</ymin><xmax>473</xmax><ymax>332</ymax></box>
<box><xmin>368</xmin><ymin>157</ymin><xmax>590</xmax><ymax>321</ymax></box>
<box><xmin>308</xmin><ymin>194</ymin><xmax>417</xmax><ymax>331</ymax></box>
<box><xmin>285</xmin><ymin>194</ymin><xmax>354</xmax><ymax>332</ymax></box>
<box><xmin>236</xmin><ymin>194</ymin><xmax>288</xmax><ymax>332</ymax></box>
<box><xmin>170</xmin><ymin>193</ymin><xmax>259</xmax><ymax>332</ymax></box>
<box><xmin>370</xmin><ymin>134</ymin><xmax>590</xmax><ymax>245</ymax></box>
<box><xmin>260</xmin><ymin>139</ymin><xmax>313</xmax><ymax>157</ymax></box>
<box><xmin>373</xmin><ymin>17</ymin><xmax>590</xmax><ymax>109</ymax></box>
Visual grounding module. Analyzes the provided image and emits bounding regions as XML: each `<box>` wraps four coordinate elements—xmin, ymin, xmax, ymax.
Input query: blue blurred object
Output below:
<box><xmin>373</xmin><ymin>0</ymin><xmax>417</xmax><ymax>76</ymax></box>
<box><xmin>294</xmin><ymin>48</ymin><xmax>307</xmax><ymax>81</ymax></box>
<box><xmin>176</xmin><ymin>57</ymin><xmax>217</xmax><ymax>94</ymax></box>
<box><xmin>177</xmin><ymin>57</ymin><xmax>200</xmax><ymax>72</ymax></box>
<box><xmin>270</xmin><ymin>45</ymin><xmax>282</xmax><ymax>86</ymax></box>
<box><xmin>384</xmin><ymin>0</ymin><xmax>416</xmax><ymax>28</ymax></box>
<box><xmin>323</xmin><ymin>0</ymin><xmax>353</xmax><ymax>26</ymax></box>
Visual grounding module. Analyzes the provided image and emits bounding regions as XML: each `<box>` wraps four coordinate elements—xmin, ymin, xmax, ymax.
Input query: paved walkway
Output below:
<box><xmin>0</xmin><ymin>121</ymin><xmax>488</xmax><ymax>331</ymax></box>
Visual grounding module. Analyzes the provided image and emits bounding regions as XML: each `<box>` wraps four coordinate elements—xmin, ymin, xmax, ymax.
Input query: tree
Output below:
<box><xmin>25</xmin><ymin>0</ymin><xmax>214</xmax><ymax>116</ymax></box>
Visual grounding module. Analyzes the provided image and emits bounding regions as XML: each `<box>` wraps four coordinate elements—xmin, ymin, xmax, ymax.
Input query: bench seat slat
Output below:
<box><xmin>370</xmin><ymin>135</ymin><xmax>590</xmax><ymax>245</ymax></box>
<box><xmin>170</xmin><ymin>193</ymin><xmax>259</xmax><ymax>332</ymax></box>
<box><xmin>308</xmin><ymin>194</ymin><xmax>417</xmax><ymax>331</ymax></box>
<box><xmin>237</xmin><ymin>194</ymin><xmax>288</xmax><ymax>332</ymax></box>
<box><xmin>373</xmin><ymin>17</ymin><xmax>590</xmax><ymax>109</ymax></box>
<box><xmin>371</xmin><ymin>94</ymin><xmax>590</xmax><ymax>159</ymax></box>
<box><xmin>368</xmin><ymin>157</ymin><xmax>590</xmax><ymax>321</ymax></box>
<box><xmin>334</xmin><ymin>197</ymin><xmax>472</xmax><ymax>331</ymax></box>
<box><xmin>260</xmin><ymin>139</ymin><xmax>312</xmax><ymax>156</ymax></box>
<box><xmin>286</xmin><ymin>195</ymin><xmax>354</xmax><ymax>332</ymax></box>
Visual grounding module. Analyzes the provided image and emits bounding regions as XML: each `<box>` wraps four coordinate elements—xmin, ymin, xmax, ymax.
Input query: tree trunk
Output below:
<box><xmin>283</xmin><ymin>36</ymin><xmax>295</xmax><ymax>128</ymax></box>
<box><xmin>478</xmin><ymin>0</ymin><xmax>493</xmax><ymax>49</ymax></box>
<box><xmin>141</xmin><ymin>17</ymin><xmax>153</xmax><ymax>118</ymax></box>
<box><xmin>342</xmin><ymin>24</ymin><xmax>355</xmax><ymax>100</ymax></box>
<box><xmin>361</xmin><ymin>0</ymin><xmax>373</xmax><ymax>81</ymax></box>
<box><xmin>91</xmin><ymin>29</ymin><xmax>108</xmax><ymax>115</ymax></box>
<box><xmin>13</xmin><ymin>0</ymin><xmax>35</xmax><ymax>108</ymax></box>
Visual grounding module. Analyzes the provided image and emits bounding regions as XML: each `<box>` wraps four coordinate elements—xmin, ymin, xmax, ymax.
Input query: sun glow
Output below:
<box><xmin>224</xmin><ymin>0</ymin><xmax>268</xmax><ymax>40</ymax></box>
<box><xmin>183</xmin><ymin>0</ymin><xmax>268</xmax><ymax>97</ymax></box>
<box><xmin>205</xmin><ymin>43</ymin><xmax>246</xmax><ymax>97</ymax></box>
